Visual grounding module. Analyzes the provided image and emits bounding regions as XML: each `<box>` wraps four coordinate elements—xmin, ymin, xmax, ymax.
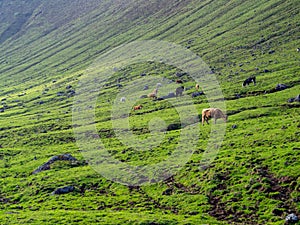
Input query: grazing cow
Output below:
<box><xmin>120</xmin><ymin>97</ymin><xmax>126</xmax><ymax>102</ymax></box>
<box><xmin>202</xmin><ymin>108</ymin><xmax>227</xmax><ymax>125</ymax></box>
<box><xmin>175</xmin><ymin>86</ymin><xmax>184</xmax><ymax>97</ymax></box>
<box><xmin>297</xmin><ymin>48</ymin><xmax>300</xmax><ymax>52</ymax></box>
<box><xmin>195</xmin><ymin>84</ymin><xmax>200</xmax><ymax>91</ymax></box>
<box><xmin>176</xmin><ymin>79</ymin><xmax>183</xmax><ymax>84</ymax></box>
<box><xmin>242</xmin><ymin>76</ymin><xmax>256</xmax><ymax>87</ymax></box>
<box><xmin>148</xmin><ymin>88</ymin><xmax>158</xmax><ymax>99</ymax></box>
<box><xmin>133</xmin><ymin>105</ymin><xmax>142</xmax><ymax>110</ymax></box>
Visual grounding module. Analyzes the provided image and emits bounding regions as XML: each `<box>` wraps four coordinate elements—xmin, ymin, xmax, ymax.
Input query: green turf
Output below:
<box><xmin>0</xmin><ymin>0</ymin><xmax>299</xmax><ymax>224</ymax></box>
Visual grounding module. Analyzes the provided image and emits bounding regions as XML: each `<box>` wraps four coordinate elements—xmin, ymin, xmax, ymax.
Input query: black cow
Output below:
<box><xmin>242</xmin><ymin>76</ymin><xmax>256</xmax><ymax>87</ymax></box>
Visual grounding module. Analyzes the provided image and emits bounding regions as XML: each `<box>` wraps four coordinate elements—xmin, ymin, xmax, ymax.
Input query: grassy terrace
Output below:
<box><xmin>0</xmin><ymin>0</ymin><xmax>299</xmax><ymax>224</ymax></box>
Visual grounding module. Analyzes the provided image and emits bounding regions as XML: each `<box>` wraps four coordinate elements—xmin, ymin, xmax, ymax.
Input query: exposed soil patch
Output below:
<box><xmin>207</xmin><ymin>166</ymin><xmax>299</xmax><ymax>224</ymax></box>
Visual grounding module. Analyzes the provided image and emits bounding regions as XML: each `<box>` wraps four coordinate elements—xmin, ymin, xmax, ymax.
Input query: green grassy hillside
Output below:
<box><xmin>0</xmin><ymin>0</ymin><xmax>299</xmax><ymax>224</ymax></box>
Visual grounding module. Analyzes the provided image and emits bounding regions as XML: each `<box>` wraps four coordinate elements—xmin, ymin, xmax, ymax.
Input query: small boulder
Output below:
<box><xmin>285</xmin><ymin>213</ymin><xmax>299</xmax><ymax>224</ymax></box>
<box><xmin>275</xmin><ymin>84</ymin><xmax>287</xmax><ymax>91</ymax></box>
<box><xmin>191</xmin><ymin>91</ymin><xmax>204</xmax><ymax>98</ymax></box>
<box><xmin>52</xmin><ymin>186</ymin><xmax>75</xmax><ymax>195</ymax></box>
<box><xmin>140</xmin><ymin>95</ymin><xmax>148</xmax><ymax>99</ymax></box>
<box><xmin>32</xmin><ymin>154</ymin><xmax>78</xmax><ymax>174</ymax></box>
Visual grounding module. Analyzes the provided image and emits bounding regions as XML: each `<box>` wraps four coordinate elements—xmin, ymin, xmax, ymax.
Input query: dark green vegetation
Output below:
<box><xmin>0</xmin><ymin>0</ymin><xmax>299</xmax><ymax>224</ymax></box>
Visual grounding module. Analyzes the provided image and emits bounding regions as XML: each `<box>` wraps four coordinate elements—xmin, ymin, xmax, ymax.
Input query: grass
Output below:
<box><xmin>0</xmin><ymin>0</ymin><xmax>299</xmax><ymax>224</ymax></box>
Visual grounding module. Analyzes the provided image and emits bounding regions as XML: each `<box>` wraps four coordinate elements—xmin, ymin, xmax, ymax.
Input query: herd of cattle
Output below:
<box><xmin>119</xmin><ymin>74</ymin><xmax>297</xmax><ymax>126</ymax></box>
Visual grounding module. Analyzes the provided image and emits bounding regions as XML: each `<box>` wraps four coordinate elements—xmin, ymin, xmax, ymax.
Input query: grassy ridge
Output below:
<box><xmin>0</xmin><ymin>0</ymin><xmax>299</xmax><ymax>224</ymax></box>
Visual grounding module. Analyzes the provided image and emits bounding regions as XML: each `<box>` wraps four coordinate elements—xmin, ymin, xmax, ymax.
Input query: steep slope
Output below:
<box><xmin>0</xmin><ymin>0</ymin><xmax>299</xmax><ymax>224</ymax></box>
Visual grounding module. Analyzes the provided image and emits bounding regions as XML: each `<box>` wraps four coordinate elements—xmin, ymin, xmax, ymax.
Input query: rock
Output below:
<box><xmin>159</xmin><ymin>92</ymin><xmax>176</xmax><ymax>100</ymax></box>
<box><xmin>275</xmin><ymin>84</ymin><xmax>287</xmax><ymax>91</ymax></box>
<box><xmin>191</xmin><ymin>91</ymin><xmax>204</xmax><ymax>98</ymax></box>
<box><xmin>57</xmin><ymin>91</ymin><xmax>65</xmax><ymax>96</ymax></box>
<box><xmin>176</xmin><ymin>72</ymin><xmax>185</xmax><ymax>77</ymax></box>
<box><xmin>285</xmin><ymin>213</ymin><xmax>299</xmax><ymax>224</ymax></box>
<box><xmin>288</xmin><ymin>98</ymin><xmax>295</xmax><ymax>103</ymax></box>
<box><xmin>184</xmin><ymin>86</ymin><xmax>193</xmax><ymax>91</ymax></box>
<box><xmin>143</xmin><ymin>85</ymin><xmax>149</xmax><ymax>90</ymax></box>
<box><xmin>52</xmin><ymin>186</ymin><xmax>75</xmax><ymax>195</ymax></box>
<box><xmin>140</xmin><ymin>95</ymin><xmax>148</xmax><ymax>99</ymax></box>
<box><xmin>32</xmin><ymin>154</ymin><xmax>78</xmax><ymax>174</ymax></box>
<box><xmin>232</xmin><ymin>124</ymin><xmax>237</xmax><ymax>129</ymax></box>
<box><xmin>294</xmin><ymin>94</ymin><xmax>300</xmax><ymax>102</ymax></box>
<box><xmin>269</xmin><ymin>50</ymin><xmax>275</xmax><ymax>54</ymax></box>
<box><xmin>167</xmin><ymin>123</ymin><xmax>181</xmax><ymax>131</ymax></box>
<box><xmin>162</xmin><ymin>188</ymin><xmax>172</xmax><ymax>195</ymax></box>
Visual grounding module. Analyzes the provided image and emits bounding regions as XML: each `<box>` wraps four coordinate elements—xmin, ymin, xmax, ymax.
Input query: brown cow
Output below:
<box><xmin>148</xmin><ymin>88</ymin><xmax>158</xmax><ymax>99</ymax></box>
<box><xmin>195</xmin><ymin>84</ymin><xmax>200</xmax><ymax>91</ymax></box>
<box><xmin>175</xmin><ymin>86</ymin><xmax>184</xmax><ymax>97</ymax></box>
<box><xmin>133</xmin><ymin>105</ymin><xmax>143</xmax><ymax>110</ymax></box>
<box><xmin>202</xmin><ymin>108</ymin><xmax>227</xmax><ymax>125</ymax></box>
